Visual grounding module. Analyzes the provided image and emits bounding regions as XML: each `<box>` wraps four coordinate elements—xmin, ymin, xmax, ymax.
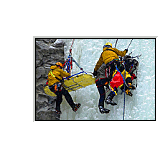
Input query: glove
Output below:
<box><xmin>93</xmin><ymin>70</ymin><xmax>97</xmax><ymax>77</ymax></box>
<box><xmin>127</xmin><ymin>83</ymin><xmax>136</xmax><ymax>90</ymax></box>
<box><xmin>125</xmin><ymin>49</ymin><xmax>128</xmax><ymax>53</ymax></box>
<box><xmin>125</xmin><ymin>89</ymin><xmax>133</xmax><ymax>96</ymax></box>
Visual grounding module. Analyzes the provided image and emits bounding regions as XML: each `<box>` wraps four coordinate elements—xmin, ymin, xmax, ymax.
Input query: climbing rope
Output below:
<box><xmin>63</xmin><ymin>39</ymin><xmax>85</xmax><ymax>76</ymax></box>
<box><xmin>63</xmin><ymin>39</ymin><xmax>75</xmax><ymax>74</ymax></box>
<box><xmin>69</xmin><ymin>39</ymin><xmax>75</xmax><ymax>54</ymax></box>
<box><xmin>115</xmin><ymin>39</ymin><xmax>118</xmax><ymax>48</ymax></box>
<box><xmin>127</xmin><ymin>39</ymin><xmax>133</xmax><ymax>49</ymax></box>
<box><xmin>123</xmin><ymin>39</ymin><xmax>133</xmax><ymax>120</ymax></box>
<box><xmin>122</xmin><ymin>65</ymin><xmax>127</xmax><ymax>119</ymax></box>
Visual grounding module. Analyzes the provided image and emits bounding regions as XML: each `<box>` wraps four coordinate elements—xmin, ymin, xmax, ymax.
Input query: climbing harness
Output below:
<box><xmin>49</xmin><ymin>83</ymin><xmax>63</xmax><ymax>93</ymax></box>
<box><xmin>105</xmin><ymin>59</ymin><xmax>119</xmax><ymax>79</ymax></box>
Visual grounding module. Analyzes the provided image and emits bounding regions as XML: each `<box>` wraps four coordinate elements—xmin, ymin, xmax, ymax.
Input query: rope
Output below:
<box><xmin>127</xmin><ymin>39</ymin><xmax>133</xmax><ymax>49</ymax></box>
<box><xmin>64</xmin><ymin>71</ymin><xmax>87</xmax><ymax>79</ymax></box>
<box><xmin>64</xmin><ymin>39</ymin><xmax>84</xmax><ymax>74</ymax></box>
<box><xmin>115</xmin><ymin>62</ymin><xmax>127</xmax><ymax>120</ymax></box>
<box><xmin>65</xmin><ymin>39</ymin><xmax>75</xmax><ymax>74</ymax></box>
<box><xmin>69</xmin><ymin>39</ymin><xmax>75</xmax><ymax>54</ymax></box>
<box><xmin>123</xmin><ymin>62</ymin><xmax>126</xmax><ymax>120</ymax></box>
<box><xmin>72</xmin><ymin>57</ymin><xmax>83</xmax><ymax>71</ymax></box>
<box><xmin>136</xmin><ymin>69</ymin><xmax>137</xmax><ymax>87</ymax></box>
<box><xmin>115</xmin><ymin>39</ymin><xmax>118</xmax><ymax>48</ymax></box>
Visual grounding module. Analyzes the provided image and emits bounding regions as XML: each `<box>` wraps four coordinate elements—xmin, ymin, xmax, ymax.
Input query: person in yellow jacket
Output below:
<box><xmin>119</xmin><ymin>65</ymin><xmax>136</xmax><ymax>97</ymax></box>
<box><xmin>93</xmin><ymin>42</ymin><xmax>128</xmax><ymax>78</ymax></box>
<box><xmin>48</xmin><ymin>62</ymin><xmax>81</xmax><ymax>114</ymax></box>
<box><xmin>93</xmin><ymin>42</ymin><xmax>129</xmax><ymax>105</ymax></box>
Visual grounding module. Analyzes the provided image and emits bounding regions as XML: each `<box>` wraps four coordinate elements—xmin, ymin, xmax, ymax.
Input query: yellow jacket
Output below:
<box><xmin>119</xmin><ymin>69</ymin><xmax>132</xmax><ymax>89</ymax></box>
<box><xmin>121</xmin><ymin>69</ymin><xmax>131</xmax><ymax>79</ymax></box>
<box><xmin>111</xmin><ymin>69</ymin><xmax>131</xmax><ymax>81</ymax></box>
<box><xmin>94</xmin><ymin>47</ymin><xmax>127</xmax><ymax>71</ymax></box>
<box><xmin>48</xmin><ymin>65</ymin><xmax>70</xmax><ymax>86</ymax></box>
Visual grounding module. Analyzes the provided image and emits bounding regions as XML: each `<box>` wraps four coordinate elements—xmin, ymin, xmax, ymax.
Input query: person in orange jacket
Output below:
<box><xmin>95</xmin><ymin>63</ymin><xmax>117</xmax><ymax>113</ymax></box>
<box><xmin>93</xmin><ymin>42</ymin><xmax>128</xmax><ymax>79</ymax></box>
<box><xmin>93</xmin><ymin>42</ymin><xmax>128</xmax><ymax>106</ymax></box>
<box><xmin>48</xmin><ymin>62</ymin><xmax>81</xmax><ymax>114</ymax></box>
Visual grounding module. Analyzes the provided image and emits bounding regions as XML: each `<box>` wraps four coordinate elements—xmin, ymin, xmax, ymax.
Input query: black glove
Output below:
<box><xmin>125</xmin><ymin>49</ymin><xmax>128</xmax><ymax>53</ymax></box>
<box><xmin>93</xmin><ymin>70</ymin><xmax>97</xmax><ymax>77</ymax></box>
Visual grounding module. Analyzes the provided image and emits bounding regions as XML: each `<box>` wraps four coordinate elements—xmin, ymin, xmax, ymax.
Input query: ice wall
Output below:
<box><xmin>60</xmin><ymin>39</ymin><xmax>155</xmax><ymax>120</ymax></box>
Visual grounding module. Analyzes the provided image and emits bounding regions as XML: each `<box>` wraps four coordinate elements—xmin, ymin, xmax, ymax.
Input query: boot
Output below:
<box><xmin>105</xmin><ymin>96</ymin><xmax>117</xmax><ymax>106</ymax></box>
<box><xmin>99</xmin><ymin>106</ymin><xmax>110</xmax><ymax>114</ymax></box>
<box><xmin>55</xmin><ymin>109</ymin><xmax>62</xmax><ymax>114</ymax></box>
<box><xmin>72</xmin><ymin>103</ymin><xmax>81</xmax><ymax>112</ymax></box>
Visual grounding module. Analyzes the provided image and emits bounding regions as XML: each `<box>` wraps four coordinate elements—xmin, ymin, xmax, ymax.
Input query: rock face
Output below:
<box><xmin>35</xmin><ymin>38</ymin><xmax>65</xmax><ymax>120</ymax></box>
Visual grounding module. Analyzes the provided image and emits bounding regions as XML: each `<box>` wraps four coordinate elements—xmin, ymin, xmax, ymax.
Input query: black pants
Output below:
<box><xmin>50</xmin><ymin>86</ymin><xmax>75</xmax><ymax>111</ymax></box>
<box><xmin>96</xmin><ymin>79</ymin><xmax>115</xmax><ymax>107</ymax></box>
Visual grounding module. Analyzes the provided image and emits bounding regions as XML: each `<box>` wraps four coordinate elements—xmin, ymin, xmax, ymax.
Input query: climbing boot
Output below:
<box><xmin>55</xmin><ymin>109</ymin><xmax>62</xmax><ymax>115</ymax></box>
<box><xmin>99</xmin><ymin>106</ymin><xmax>110</xmax><ymax>114</ymax></box>
<box><xmin>72</xmin><ymin>103</ymin><xmax>81</xmax><ymax>112</ymax></box>
<box><xmin>105</xmin><ymin>96</ymin><xmax>117</xmax><ymax>106</ymax></box>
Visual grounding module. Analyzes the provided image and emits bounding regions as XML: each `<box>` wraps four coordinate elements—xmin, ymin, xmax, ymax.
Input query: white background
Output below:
<box><xmin>0</xmin><ymin>1</ymin><xmax>167</xmax><ymax>168</ymax></box>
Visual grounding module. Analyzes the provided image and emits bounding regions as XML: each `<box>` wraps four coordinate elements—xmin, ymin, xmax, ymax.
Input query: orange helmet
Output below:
<box><xmin>56</xmin><ymin>62</ymin><xmax>63</xmax><ymax>68</ymax></box>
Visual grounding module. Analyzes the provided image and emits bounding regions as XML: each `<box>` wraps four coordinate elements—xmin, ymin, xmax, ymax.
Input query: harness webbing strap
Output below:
<box><xmin>64</xmin><ymin>71</ymin><xmax>87</xmax><ymax>80</ymax></box>
<box><xmin>49</xmin><ymin>70</ymin><xmax>55</xmax><ymax>78</ymax></box>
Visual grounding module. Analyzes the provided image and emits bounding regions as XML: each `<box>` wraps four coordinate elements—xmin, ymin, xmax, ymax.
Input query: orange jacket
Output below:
<box><xmin>48</xmin><ymin>65</ymin><xmax>70</xmax><ymax>86</ymax></box>
<box><xmin>94</xmin><ymin>47</ymin><xmax>127</xmax><ymax>71</ymax></box>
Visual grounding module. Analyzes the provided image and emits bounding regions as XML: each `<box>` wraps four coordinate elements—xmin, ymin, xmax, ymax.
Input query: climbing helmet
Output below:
<box><xmin>103</xmin><ymin>42</ymin><xmax>112</xmax><ymax>48</ymax></box>
<box><xmin>56</xmin><ymin>62</ymin><xmax>63</xmax><ymax>68</ymax></box>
